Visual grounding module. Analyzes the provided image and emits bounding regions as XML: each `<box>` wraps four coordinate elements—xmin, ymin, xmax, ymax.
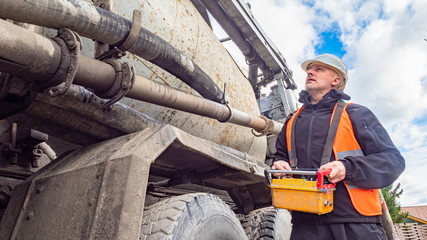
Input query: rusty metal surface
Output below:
<box><xmin>0</xmin><ymin>124</ymin><xmax>271</xmax><ymax>239</ymax></box>
<box><xmin>113</xmin><ymin>0</ymin><xmax>266</xmax><ymax>160</ymax></box>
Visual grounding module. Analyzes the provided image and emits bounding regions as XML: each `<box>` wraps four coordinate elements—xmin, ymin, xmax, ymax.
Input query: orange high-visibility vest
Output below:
<box><xmin>286</xmin><ymin>103</ymin><xmax>382</xmax><ymax>216</ymax></box>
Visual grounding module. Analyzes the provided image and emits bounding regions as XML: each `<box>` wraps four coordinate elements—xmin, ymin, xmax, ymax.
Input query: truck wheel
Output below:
<box><xmin>242</xmin><ymin>207</ymin><xmax>292</xmax><ymax>240</ymax></box>
<box><xmin>140</xmin><ymin>193</ymin><xmax>247</xmax><ymax>240</ymax></box>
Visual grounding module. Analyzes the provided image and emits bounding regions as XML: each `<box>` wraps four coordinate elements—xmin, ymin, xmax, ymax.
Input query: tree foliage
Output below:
<box><xmin>381</xmin><ymin>183</ymin><xmax>408</xmax><ymax>223</ymax></box>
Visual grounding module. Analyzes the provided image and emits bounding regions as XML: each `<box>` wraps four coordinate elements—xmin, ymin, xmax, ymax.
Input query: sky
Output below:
<box><xmin>222</xmin><ymin>0</ymin><xmax>427</xmax><ymax>207</ymax></box>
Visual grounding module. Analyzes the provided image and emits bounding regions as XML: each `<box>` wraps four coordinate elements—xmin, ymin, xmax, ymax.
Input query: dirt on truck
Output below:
<box><xmin>0</xmin><ymin>0</ymin><xmax>299</xmax><ymax>239</ymax></box>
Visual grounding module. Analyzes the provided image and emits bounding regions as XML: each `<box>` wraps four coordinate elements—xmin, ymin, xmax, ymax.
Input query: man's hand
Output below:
<box><xmin>271</xmin><ymin>160</ymin><xmax>291</xmax><ymax>177</ymax></box>
<box><xmin>318</xmin><ymin>161</ymin><xmax>346</xmax><ymax>183</ymax></box>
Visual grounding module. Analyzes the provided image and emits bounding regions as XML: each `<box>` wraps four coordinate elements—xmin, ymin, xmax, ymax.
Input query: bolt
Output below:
<box><xmin>324</xmin><ymin>200</ymin><xmax>329</xmax><ymax>206</ymax></box>
<box><xmin>36</xmin><ymin>186</ymin><xmax>43</xmax><ymax>194</ymax></box>
<box><xmin>26</xmin><ymin>211</ymin><xmax>34</xmax><ymax>220</ymax></box>
<box><xmin>66</xmin><ymin>40</ymin><xmax>76</xmax><ymax>48</ymax></box>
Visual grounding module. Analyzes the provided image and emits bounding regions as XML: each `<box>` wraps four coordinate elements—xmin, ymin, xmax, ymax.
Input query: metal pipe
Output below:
<box><xmin>0</xmin><ymin>19</ymin><xmax>283</xmax><ymax>135</ymax></box>
<box><xmin>248</xmin><ymin>64</ymin><xmax>258</xmax><ymax>89</ymax></box>
<box><xmin>0</xmin><ymin>0</ymin><xmax>224</xmax><ymax>103</ymax></box>
<box><xmin>0</xmin><ymin>168</ymin><xmax>32</xmax><ymax>180</ymax></box>
<box><xmin>128</xmin><ymin>75</ymin><xmax>281</xmax><ymax>133</ymax></box>
<box><xmin>38</xmin><ymin>142</ymin><xmax>57</xmax><ymax>161</ymax></box>
<box><xmin>7</xmin><ymin>83</ymin><xmax>163</xmax><ymax>145</ymax></box>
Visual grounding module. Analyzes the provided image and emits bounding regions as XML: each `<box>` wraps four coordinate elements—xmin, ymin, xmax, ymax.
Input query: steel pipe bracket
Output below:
<box><xmin>218</xmin><ymin>83</ymin><xmax>233</xmax><ymax>122</ymax></box>
<box><xmin>251</xmin><ymin>116</ymin><xmax>274</xmax><ymax>137</ymax></box>
<box><xmin>48</xmin><ymin>28</ymin><xmax>82</xmax><ymax>97</ymax></box>
<box><xmin>218</xmin><ymin>103</ymin><xmax>233</xmax><ymax>123</ymax></box>
<box><xmin>118</xmin><ymin>9</ymin><xmax>142</xmax><ymax>52</ymax></box>
<box><xmin>96</xmin><ymin>9</ymin><xmax>142</xmax><ymax>60</ymax></box>
<box><xmin>92</xmin><ymin>59</ymin><xmax>135</xmax><ymax>109</ymax></box>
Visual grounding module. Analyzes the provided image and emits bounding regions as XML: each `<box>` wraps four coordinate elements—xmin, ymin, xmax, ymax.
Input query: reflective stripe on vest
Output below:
<box><xmin>286</xmin><ymin>103</ymin><xmax>382</xmax><ymax>216</ymax></box>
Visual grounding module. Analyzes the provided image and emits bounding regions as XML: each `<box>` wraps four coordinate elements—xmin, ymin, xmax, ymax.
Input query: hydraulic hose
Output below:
<box><xmin>0</xmin><ymin>0</ymin><xmax>224</xmax><ymax>103</ymax></box>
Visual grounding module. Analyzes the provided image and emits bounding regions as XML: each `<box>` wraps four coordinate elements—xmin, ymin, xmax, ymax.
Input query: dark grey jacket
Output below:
<box><xmin>273</xmin><ymin>89</ymin><xmax>405</xmax><ymax>224</ymax></box>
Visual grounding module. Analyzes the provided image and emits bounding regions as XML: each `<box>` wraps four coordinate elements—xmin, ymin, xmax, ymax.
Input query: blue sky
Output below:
<box><xmin>316</xmin><ymin>29</ymin><xmax>345</xmax><ymax>58</ymax></box>
<box><xmin>243</xmin><ymin>0</ymin><xmax>427</xmax><ymax>207</ymax></box>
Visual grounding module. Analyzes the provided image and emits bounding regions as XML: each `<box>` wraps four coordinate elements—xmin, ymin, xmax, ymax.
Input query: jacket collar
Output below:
<box><xmin>298</xmin><ymin>89</ymin><xmax>351</xmax><ymax>109</ymax></box>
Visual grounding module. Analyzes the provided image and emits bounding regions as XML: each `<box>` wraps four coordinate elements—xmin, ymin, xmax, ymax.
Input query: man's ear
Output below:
<box><xmin>331</xmin><ymin>77</ymin><xmax>341</xmax><ymax>88</ymax></box>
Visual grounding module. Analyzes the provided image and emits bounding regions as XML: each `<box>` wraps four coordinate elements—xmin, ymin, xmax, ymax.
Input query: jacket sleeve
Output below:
<box><xmin>341</xmin><ymin>104</ymin><xmax>405</xmax><ymax>189</ymax></box>
<box><xmin>272</xmin><ymin>114</ymin><xmax>293</xmax><ymax>165</ymax></box>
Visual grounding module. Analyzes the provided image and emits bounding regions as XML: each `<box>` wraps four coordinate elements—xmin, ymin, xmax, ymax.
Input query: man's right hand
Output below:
<box><xmin>271</xmin><ymin>160</ymin><xmax>291</xmax><ymax>177</ymax></box>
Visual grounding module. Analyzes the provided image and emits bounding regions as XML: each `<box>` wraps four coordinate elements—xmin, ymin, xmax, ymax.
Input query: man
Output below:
<box><xmin>272</xmin><ymin>53</ymin><xmax>405</xmax><ymax>240</ymax></box>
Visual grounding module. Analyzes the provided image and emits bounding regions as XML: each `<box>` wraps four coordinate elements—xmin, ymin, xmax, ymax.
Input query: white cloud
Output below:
<box><xmin>398</xmin><ymin>144</ymin><xmax>427</xmax><ymax>206</ymax></box>
<box><xmin>245</xmin><ymin>0</ymin><xmax>427</xmax><ymax>206</ymax></box>
<box><xmin>346</xmin><ymin>1</ymin><xmax>427</xmax><ymax>128</ymax></box>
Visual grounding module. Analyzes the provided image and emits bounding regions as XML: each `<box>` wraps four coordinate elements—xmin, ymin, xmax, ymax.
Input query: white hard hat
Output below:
<box><xmin>301</xmin><ymin>54</ymin><xmax>348</xmax><ymax>90</ymax></box>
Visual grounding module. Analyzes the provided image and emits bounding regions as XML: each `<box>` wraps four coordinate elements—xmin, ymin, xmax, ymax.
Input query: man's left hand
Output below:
<box><xmin>319</xmin><ymin>161</ymin><xmax>346</xmax><ymax>183</ymax></box>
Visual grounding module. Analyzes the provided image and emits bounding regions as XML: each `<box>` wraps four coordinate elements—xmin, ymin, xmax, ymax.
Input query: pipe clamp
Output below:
<box><xmin>48</xmin><ymin>28</ymin><xmax>82</xmax><ymax>97</ymax></box>
<box><xmin>96</xmin><ymin>9</ymin><xmax>142</xmax><ymax>60</ymax></box>
<box><xmin>91</xmin><ymin>59</ymin><xmax>135</xmax><ymax>109</ymax></box>
<box><xmin>252</xmin><ymin>116</ymin><xmax>274</xmax><ymax>137</ymax></box>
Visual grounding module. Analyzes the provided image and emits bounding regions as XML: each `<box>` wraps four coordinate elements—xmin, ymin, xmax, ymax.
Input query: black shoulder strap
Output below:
<box><xmin>289</xmin><ymin>101</ymin><xmax>346</xmax><ymax>168</ymax></box>
<box><xmin>289</xmin><ymin>109</ymin><xmax>300</xmax><ymax>168</ymax></box>
<box><xmin>320</xmin><ymin>100</ymin><xmax>346</xmax><ymax>166</ymax></box>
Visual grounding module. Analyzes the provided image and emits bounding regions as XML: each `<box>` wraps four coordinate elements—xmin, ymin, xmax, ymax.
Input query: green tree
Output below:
<box><xmin>381</xmin><ymin>183</ymin><xmax>408</xmax><ymax>223</ymax></box>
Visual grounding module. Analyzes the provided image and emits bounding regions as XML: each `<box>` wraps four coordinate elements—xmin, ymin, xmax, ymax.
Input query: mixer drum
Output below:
<box><xmin>107</xmin><ymin>0</ymin><xmax>267</xmax><ymax>161</ymax></box>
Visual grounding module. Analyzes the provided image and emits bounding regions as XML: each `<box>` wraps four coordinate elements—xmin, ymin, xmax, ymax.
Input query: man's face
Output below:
<box><xmin>305</xmin><ymin>64</ymin><xmax>340</xmax><ymax>94</ymax></box>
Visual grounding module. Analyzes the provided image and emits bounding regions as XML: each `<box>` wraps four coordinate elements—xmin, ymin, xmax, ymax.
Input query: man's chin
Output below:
<box><xmin>305</xmin><ymin>84</ymin><xmax>315</xmax><ymax>91</ymax></box>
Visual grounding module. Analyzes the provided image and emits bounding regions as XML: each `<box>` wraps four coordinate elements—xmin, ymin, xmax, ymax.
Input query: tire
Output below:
<box><xmin>140</xmin><ymin>193</ymin><xmax>247</xmax><ymax>240</ymax></box>
<box><xmin>242</xmin><ymin>207</ymin><xmax>292</xmax><ymax>240</ymax></box>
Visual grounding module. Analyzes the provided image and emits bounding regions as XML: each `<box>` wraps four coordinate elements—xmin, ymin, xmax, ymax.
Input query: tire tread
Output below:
<box><xmin>140</xmin><ymin>193</ymin><xmax>244</xmax><ymax>240</ymax></box>
<box><xmin>242</xmin><ymin>207</ymin><xmax>284</xmax><ymax>240</ymax></box>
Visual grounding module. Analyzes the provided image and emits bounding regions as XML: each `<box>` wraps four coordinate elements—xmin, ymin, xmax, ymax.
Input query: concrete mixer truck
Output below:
<box><xmin>0</xmin><ymin>0</ymin><xmax>300</xmax><ymax>239</ymax></box>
